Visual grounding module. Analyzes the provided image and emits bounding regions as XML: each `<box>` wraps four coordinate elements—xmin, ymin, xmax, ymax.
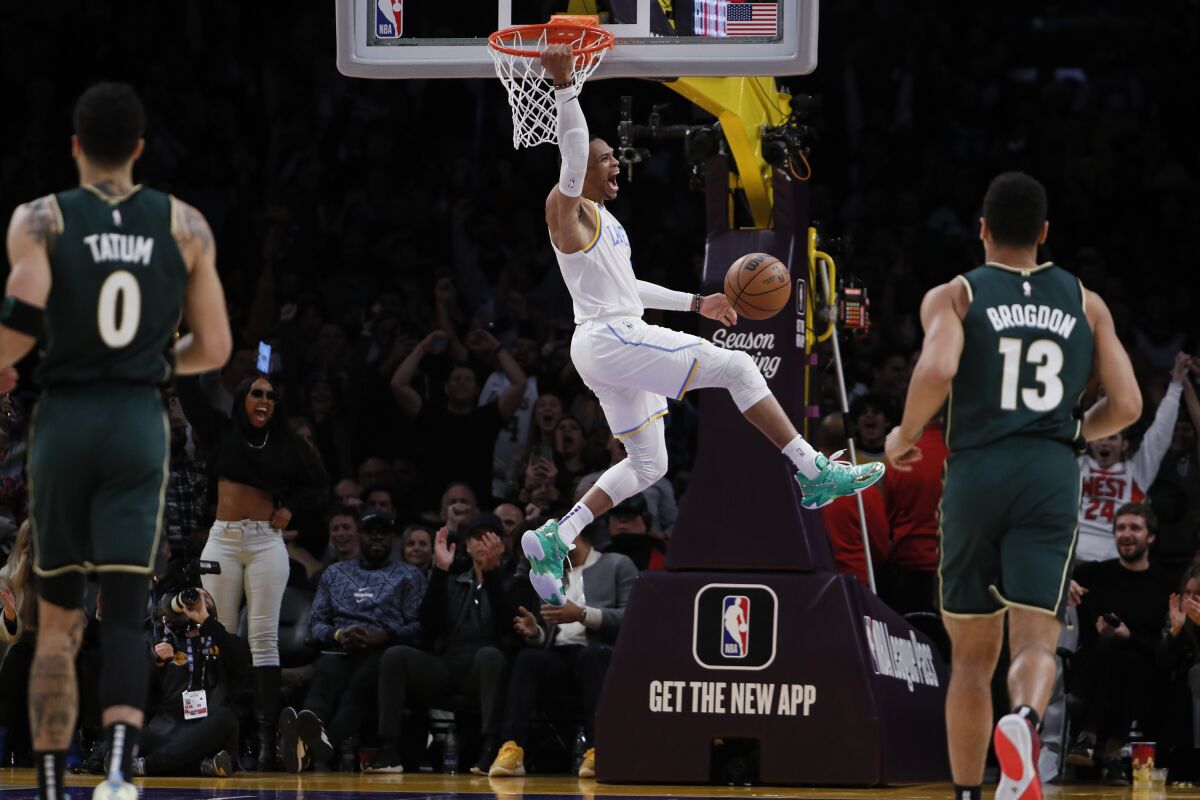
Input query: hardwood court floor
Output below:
<box><xmin>0</xmin><ymin>770</ymin><xmax>1191</xmax><ymax>799</ymax></box>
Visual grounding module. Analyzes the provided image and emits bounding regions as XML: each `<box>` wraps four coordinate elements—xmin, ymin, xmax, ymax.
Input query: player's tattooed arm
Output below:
<box><xmin>174</xmin><ymin>200</ymin><xmax>214</xmax><ymax>259</ymax></box>
<box><xmin>16</xmin><ymin>196</ymin><xmax>60</xmax><ymax>252</ymax></box>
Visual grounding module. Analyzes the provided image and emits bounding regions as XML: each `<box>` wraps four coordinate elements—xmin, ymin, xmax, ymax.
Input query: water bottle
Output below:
<box><xmin>442</xmin><ymin>723</ymin><xmax>459</xmax><ymax>775</ymax></box>
<box><xmin>572</xmin><ymin>726</ymin><xmax>587</xmax><ymax>772</ymax></box>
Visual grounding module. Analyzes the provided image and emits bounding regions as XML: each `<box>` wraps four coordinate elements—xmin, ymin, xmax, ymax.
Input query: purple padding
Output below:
<box><xmin>667</xmin><ymin>222</ymin><xmax>832</xmax><ymax>573</ymax></box>
<box><xmin>596</xmin><ymin>571</ymin><xmax>949</xmax><ymax>785</ymax></box>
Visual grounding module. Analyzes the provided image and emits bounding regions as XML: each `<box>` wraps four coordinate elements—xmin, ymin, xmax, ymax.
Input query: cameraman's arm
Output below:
<box><xmin>199</xmin><ymin>616</ymin><xmax>253</xmax><ymax>678</ymax></box>
<box><xmin>152</xmin><ymin>640</ymin><xmax>174</xmax><ymax>668</ymax></box>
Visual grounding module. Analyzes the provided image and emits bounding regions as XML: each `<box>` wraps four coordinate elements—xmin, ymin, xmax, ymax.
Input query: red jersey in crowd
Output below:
<box><xmin>879</xmin><ymin>423</ymin><xmax>948</xmax><ymax>572</ymax></box>
<box><xmin>820</xmin><ymin>483</ymin><xmax>890</xmax><ymax>586</ymax></box>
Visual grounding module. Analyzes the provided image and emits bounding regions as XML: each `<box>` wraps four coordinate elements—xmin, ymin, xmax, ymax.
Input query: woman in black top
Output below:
<box><xmin>179</xmin><ymin>373</ymin><xmax>326</xmax><ymax>770</ymax></box>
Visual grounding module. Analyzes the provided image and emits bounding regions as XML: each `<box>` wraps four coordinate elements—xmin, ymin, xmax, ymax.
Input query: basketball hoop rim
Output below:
<box><xmin>487</xmin><ymin>22</ymin><xmax>615</xmax><ymax>59</ymax></box>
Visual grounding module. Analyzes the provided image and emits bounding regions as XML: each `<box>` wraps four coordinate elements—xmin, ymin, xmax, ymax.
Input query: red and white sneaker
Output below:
<box><xmin>993</xmin><ymin>713</ymin><xmax>1042</xmax><ymax>800</ymax></box>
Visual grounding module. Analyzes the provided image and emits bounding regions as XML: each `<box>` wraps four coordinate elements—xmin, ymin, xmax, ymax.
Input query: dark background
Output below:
<box><xmin>1</xmin><ymin>0</ymin><xmax>1197</xmax><ymax>507</ymax></box>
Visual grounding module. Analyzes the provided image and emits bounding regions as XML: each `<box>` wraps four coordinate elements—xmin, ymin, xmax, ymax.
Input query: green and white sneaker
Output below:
<box><xmin>795</xmin><ymin>450</ymin><xmax>885</xmax><ymax>509</ymax></box>
<box><xmin>522</xmin><ymin>519</ymin><xmax>574</xmax><ymax>606</ymax></box>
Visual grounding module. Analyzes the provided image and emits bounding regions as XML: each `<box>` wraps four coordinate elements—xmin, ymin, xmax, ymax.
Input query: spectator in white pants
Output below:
<box><xmin>179</xmin><ymin>373</ymin><xmax>327</xmax><ymax>771</ymax></box>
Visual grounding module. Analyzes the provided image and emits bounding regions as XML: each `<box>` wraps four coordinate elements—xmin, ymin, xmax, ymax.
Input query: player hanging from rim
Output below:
<box><xmin>521</xmin><ymin>44</ymin><xmax>884</xmax><ymax>607</ymax></box>
<box><xmin>886</xmin><ymin>172</ymin><xmax>1142</xmax><ymax>800</ymax></box>
<box><xmin>1</xmin><ymin>83</ymin><xmax>232</xmax><ymax>800</ymax></box>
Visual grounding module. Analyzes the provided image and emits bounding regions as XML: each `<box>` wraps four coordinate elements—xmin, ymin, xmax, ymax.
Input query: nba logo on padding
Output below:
<box><xmin>693</xmin><ymin>584</ymin><xmax>777</xmax><ymax>670</ymax></box>
<box><xmin>376</xmin><ymin>0</ymin><xmax>402</xmax><ymax>38</ymax></box>
<box><xmin>721</xmin><ymin>595</ymin><xmax>750</xmax><ymax>658</ymax></box>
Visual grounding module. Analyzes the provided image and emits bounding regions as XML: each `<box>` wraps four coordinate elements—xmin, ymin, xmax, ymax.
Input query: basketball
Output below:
<box><xmin>723</xmin><ymin>252</ymin><xmax>792</xmax><ymax>320</ymax></box>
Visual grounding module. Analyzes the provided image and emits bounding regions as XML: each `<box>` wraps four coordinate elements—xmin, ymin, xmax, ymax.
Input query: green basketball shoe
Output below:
<box><xmin>522</xmin><ymin>519</ymin><xmax>574</xmax><ymax>606</ymax></box>
<box><xmin>795</xmin><ymin>450</ymin><xmax>886</xmax><ymax>509</ymax></box>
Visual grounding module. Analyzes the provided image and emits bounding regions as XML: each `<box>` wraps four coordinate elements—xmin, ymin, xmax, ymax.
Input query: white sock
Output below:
<box><xmin>556</xmin><ymin>502</ymin><xmax>594</xmax><ymax>545</ymax></box>
<box><xmin>782</xmin><ymin>434</ymin><xmax>821</xmax><ymax>478</ymax></box>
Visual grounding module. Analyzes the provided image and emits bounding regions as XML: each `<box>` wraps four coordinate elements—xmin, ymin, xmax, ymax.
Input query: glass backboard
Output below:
<box><xmin>335</xmin><ymin>0</ymin><xmax>818</xmax><ymax>80</ymax></box>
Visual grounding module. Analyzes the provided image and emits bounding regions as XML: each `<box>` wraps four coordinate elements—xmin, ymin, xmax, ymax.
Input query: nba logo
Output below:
<box><xmin>376</xmin><ymin>0</ymin><xmax>402</xmax><ymax>38</ymax></box>
<box><xmin>721</xmin><ymin>595</ymin><xmax>750</xmax><ymax>658</ymax></box>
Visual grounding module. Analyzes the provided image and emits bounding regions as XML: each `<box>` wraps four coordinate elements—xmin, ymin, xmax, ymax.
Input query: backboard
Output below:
<box><xmin>335</xmin><ymin>0</ymin><xmax>818</xmax><ymax>80</ymax></box>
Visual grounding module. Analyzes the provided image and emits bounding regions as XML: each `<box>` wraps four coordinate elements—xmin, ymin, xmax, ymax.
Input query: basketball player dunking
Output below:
<box><xmin>885</xmin><ymin>173</ymin><xmax>1142</xmax><ymax>800</ymax></box>
<box><xmin>1</xmin><ymin>83</ymin><xmax>232</xmax><ymax>800</ymax></box>
<box><xmin>521</xmin><ymin>45</ymin><xmax>884</xmax><ymax>607</ymax></box>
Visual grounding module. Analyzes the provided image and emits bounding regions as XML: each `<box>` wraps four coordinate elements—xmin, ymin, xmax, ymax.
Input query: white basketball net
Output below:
<box><xmin>489</xmin><ymin>26</ymin><xmax>611</xmax><ymax>149</ymax></box>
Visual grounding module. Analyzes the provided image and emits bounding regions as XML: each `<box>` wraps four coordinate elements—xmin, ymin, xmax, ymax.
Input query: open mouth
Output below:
<box><xmin>607</xmin><ymin>174</ymin><xmax>619</xmax><ymax>193</ymax></box>
<box><xmin>253</xmin><ymin>406</ymin><xmax>270</xmax><ymax>424</ymax></box>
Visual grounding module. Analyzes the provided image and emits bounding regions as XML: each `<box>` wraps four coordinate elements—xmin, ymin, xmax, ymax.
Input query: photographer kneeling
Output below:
<box><xmin>134</xmin><ymin>586</ymin><xmax>251</xmax><ymax>777</ymax></box>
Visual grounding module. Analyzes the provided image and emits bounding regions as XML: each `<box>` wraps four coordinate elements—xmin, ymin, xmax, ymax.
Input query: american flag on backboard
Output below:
<box><xmin>695</xmin><ymin>1</ymin><xmax>779</xmax><ymax>37</ymax></box>
<box><xmin>727</xmin><ymin>2</ymin><xmax>778</xmax><ymax>37</ymax></box>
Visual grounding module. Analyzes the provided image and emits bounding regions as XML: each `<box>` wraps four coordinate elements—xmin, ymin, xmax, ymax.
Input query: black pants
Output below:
<box><xmin>304</xmin><ymin>649</ymin><xmax>383</xmax><ymax>746</ymax></box>
<box><xmin>0</xmin><ymin>638</ymin><xmax>33</xmax><ymax>755</ymax></box>
<box><xmin>1075</xmin><ymin>636</ymin><xmax>1159</xmax><ymax>741</ymax></box>
<box><xmin>501</xmin><ymin>644</ymin><xmax>611</xmax><ymax>745</ymax></box>
<box><xmin>378</xmin><ymin>646</ymin><xmax>508</xmax><ymax>739</ymax></box>
<box><xmin>140</xmin><ymin>706</ymin><xmax>239</xmax><ymax>775</ymax></box>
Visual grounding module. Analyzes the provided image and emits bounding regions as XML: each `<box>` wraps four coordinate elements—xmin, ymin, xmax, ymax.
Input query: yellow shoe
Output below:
<box><xmin>488</xmin><ymin>740</ymin><xmax>526</xmax><ymax>777</ymax></box>
<box><xmin>578</xmin><ymin>747</ymin><xmax>595</xmax><ymax>779</ymax></box>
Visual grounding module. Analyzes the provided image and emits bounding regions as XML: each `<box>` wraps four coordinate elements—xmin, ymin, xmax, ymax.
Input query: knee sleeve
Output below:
<box><xmin>627</xmin><ymin>439</ymin><xmax>668</xmax><ymax>487</ymax></box>
<box><xmin>38</xmin><ymin>571</ymin><xmax>86</xmax><ymax>610</ymax></box>
<box><xmin>722</xmin><ymin>349</ymin><xmax>770</xmax><ymax>412</ymax></box>
<box><xmin>97</xmin><ymin>572</ymin><xmax>152</xmax><ymax>712</ymax></box>
<box><xmin>594</xmin><ymin>423</ymin><xmax>667</xmax><ymax>504</ymax></box>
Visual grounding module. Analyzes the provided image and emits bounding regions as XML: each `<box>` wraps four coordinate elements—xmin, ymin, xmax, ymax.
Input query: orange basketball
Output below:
<box><xmin>723</xmin><ymin>252</ymin><xmax>792</xmax><ymax>320</ymax></box>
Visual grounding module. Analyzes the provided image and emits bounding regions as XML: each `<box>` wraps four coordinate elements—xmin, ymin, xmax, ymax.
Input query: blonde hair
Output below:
<box><xmin>0</xmin><ymin>520</ymin><xmax>32</xmax><ymax>599</ymax></box>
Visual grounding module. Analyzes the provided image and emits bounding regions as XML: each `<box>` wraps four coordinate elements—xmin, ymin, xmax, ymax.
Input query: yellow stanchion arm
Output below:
<box><xmin>667</xmin><ymin>77</ymin><xmax>791</xmax><ymax>230</ymax></box>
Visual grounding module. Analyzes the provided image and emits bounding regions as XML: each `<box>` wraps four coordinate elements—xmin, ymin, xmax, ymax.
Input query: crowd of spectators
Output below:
<box><xmin>1</xmin><ymin>0</ymin><xmax>1200</xmax><ymax>784</ymax></box>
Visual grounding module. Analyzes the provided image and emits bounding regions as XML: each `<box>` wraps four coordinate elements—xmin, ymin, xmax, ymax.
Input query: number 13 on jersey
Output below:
<box><xmin>998</xmin><ymin>337</ymin><xmax>1064</xmax><ymax>412</ymax></box>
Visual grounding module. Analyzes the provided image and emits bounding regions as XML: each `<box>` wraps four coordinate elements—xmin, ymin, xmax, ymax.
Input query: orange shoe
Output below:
<box><xmin>577</xmin><ymin>747</ymin><xmax>595</xmax><ymax>779</ymax></box>
<box><xmin>488</xmin><ymin>740</ymin><xmax>526</xmax><ymax>777</ymax></box>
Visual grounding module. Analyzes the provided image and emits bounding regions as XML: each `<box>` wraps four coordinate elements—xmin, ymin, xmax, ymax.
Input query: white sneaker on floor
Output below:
<box><xmin>92</xmin><ymin>779</ymin><xmax>138</xmax><ymax>800</ymax></box>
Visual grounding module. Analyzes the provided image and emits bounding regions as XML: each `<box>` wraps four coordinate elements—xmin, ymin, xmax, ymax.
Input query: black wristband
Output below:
<box><xmin>554</xmin><ymin>80</ymin><xmax>574</xmax><ymax>90</ymax></box>
<box><xmin>692</xmin><ymin>294</ymin><xmax>702</xmax><ymax>313</ymax></box>
<box><xmin>0</xmin><ymin>296</ymin><xmax>43</xmax><ymax>337</ymax></box>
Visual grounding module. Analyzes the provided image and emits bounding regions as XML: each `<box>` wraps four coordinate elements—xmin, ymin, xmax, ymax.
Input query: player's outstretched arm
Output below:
<box><xmin>1081</xmin><ymin>289</ymin><xmax>1141</xmax><ymax>441</ymax></box>
<box><xmin>0</xmin><ymin>198</ymin><xmax>55</xmax><ymax>369</ymax></box>
<box><xmin>542</xmin><ymin>43</ymin><xmax>593</xmax><ymax>254</ymax></box>
<box><xmin>886</xmin><ymin>281</ymin><xmax>965</xmax><ymax>470</ymax></box>
<box><xmin>173</xmin><ymin>199</ymin><xmax>233</xmax><ymax>375</ymax></box>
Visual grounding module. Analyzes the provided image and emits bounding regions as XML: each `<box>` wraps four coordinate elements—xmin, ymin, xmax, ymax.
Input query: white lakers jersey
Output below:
<box><xmin>551</xmin><ymin>201</ymin><xmax>643</xmax><ymax>324</ymax></box>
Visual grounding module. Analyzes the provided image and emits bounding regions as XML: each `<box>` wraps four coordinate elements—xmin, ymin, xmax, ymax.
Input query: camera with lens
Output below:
<box><xmin>155</xmin><ymin>558</ymin><xmax>221</xmax><ymax>633</ymax></box>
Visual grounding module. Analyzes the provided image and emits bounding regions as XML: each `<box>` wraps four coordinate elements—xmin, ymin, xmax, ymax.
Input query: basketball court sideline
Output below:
<box><xmin>0</xmin><ymin>771</ymin><xmax>1186</xmax><ymax>799</ymax></box>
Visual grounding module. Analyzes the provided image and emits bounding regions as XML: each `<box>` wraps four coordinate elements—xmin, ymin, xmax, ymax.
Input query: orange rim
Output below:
<box><xmin>488</xmin><ymin>23</ymin><xmax>615</xmax><ymax>58</ymax></box>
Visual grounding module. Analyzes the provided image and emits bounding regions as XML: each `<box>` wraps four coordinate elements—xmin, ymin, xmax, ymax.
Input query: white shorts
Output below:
<box><xmin>571</xmin><ymin>317</ymin><xmax>757</xmax><ymax>438</ymax></box>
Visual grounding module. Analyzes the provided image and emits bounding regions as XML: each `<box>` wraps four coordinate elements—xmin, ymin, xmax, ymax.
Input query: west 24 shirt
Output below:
<box><xmin>1076</xmin><ymin>381</ymin><xmax>1181</xmax><ymax>562</ymax></box>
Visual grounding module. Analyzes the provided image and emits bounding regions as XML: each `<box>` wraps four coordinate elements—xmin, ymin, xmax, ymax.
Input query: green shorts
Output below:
<box><xmin>939</xmin><ymin>437</ymin><xmax>1080</xmax><ymax>617</ymax></box>
<box><xmin>28</xmin><ymin>384</ymin><xmax>169</xmax><ymax>576</ymax></box>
